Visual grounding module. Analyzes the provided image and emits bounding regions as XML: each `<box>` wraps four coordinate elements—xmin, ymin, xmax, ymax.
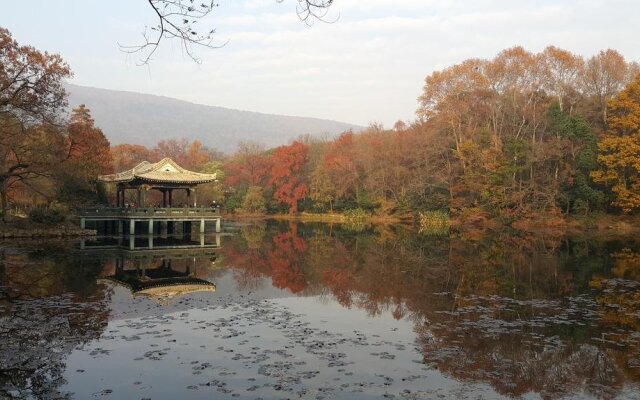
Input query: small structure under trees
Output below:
<box><xmin>98</xmin><ymin>158</ymin><xmax>217</xmax><ymax>208</ymax></box>
<box><xmin>79</xmin><ymin>158</ymin><xmax>222</xmax><ymax>235</ymax></box>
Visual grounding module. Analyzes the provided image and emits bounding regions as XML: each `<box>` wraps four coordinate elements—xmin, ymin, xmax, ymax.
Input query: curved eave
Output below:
<box><xmin>137</xmin><ymin>178</ymin><xmax>217</xmax><ymax>184</ymax></box>
<box><xmin>97</xmin><ymin>175</ymin><xmax>217</xmax><ymax>184</ymax></box>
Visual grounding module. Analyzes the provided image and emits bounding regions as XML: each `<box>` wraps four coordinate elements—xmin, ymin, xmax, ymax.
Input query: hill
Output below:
<box><xmin>65</xmin><ymin>84</ymin><xmax>362</xmax><ymax>153</ymax></box>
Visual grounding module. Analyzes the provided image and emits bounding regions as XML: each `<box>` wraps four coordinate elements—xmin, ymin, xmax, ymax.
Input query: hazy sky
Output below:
<box><xmin>2</xmin><ymin>0</ymin><xmax>639</xmax><ymax>127</ymax></box>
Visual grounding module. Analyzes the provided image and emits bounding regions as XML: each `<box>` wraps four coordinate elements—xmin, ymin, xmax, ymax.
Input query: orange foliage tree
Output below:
<box><xmin>110</xmin><ymin>144</ymin><xmax>153</xmax><ymax>171</ymax></box>
<box><xmin>269</xmin><ymin>141</ymin><xmax>309</xmax><ymax>214</ymax></box>
<box><xmin>592</xmin><ymin>73</ymin><xmax>640</xmax><ymax>212</ymax></box>
<box><xmin>58</xmin><ymin>105</ymin><xmax>113</xmax><ymax>205</ymax></box>
<box><xmin>0</xmin><ymin>27</ymin><xmax>71</xmax><ymax>216</ymax></box>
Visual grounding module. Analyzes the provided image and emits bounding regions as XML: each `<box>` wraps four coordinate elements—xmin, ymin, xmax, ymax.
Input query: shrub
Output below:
<box><xmin>241</xmin><ymin>186</ymin><xmax>266</xmax><ymax>214</ymax></box>
<box><xmin>28</xmin><ymin>202</ymin><xmax>69</xmax><ymax>226</ymax></box>
<box><xmin>418</xmin><ymin>210</ymin><xmax>450</xmax><ymax>236</ymax></box>
<box><xmin>343</xmin><ymin>208</ymin><xmax>368</xmax><ymax>223</ymax></box>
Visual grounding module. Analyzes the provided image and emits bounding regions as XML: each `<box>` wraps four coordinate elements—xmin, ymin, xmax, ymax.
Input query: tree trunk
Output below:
<box><xmin>0</xmin><ymin>179</ymin><xmax>9</xmax><ymax>222</ymax></box>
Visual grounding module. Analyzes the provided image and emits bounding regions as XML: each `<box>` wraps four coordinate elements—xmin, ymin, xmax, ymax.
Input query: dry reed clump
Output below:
<box><xmin>418</xmin><ymin>211</ymin><xmax>450</xmax><ymax>235</ymax></box>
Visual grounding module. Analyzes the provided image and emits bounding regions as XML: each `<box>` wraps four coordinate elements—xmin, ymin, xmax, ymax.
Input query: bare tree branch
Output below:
<box><xmin>119</xmin><ymin>0</ymin><xmax>227</xmax><ymax>65</ymax></box>
<box><xmin>278</xmin><ymin>0</ymin><xmax>337</xmax><ymax>24</ymax></box>
<box><xmin>120</xmin><ymin>0</ymin><xmax>336</xmax><ymax>65</ymax></box>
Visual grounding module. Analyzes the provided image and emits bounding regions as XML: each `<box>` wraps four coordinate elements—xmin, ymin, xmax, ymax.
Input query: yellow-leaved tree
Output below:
<box><xmin>592</xmin><ymin>73</ymin><xmax>640</xmax><ymax>212</ymax></box>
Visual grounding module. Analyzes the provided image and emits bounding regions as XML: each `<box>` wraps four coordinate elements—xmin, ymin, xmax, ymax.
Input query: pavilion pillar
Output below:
<box><xmin>183</xmin><ymin>221</ymin><xmax>192</xmax><ymax>240</ymax></box>
<box><xmin>137</xmin><ymin>189</ymin><xmax>142</xmax><ymax>208</ymax></box>
<box><xmin>168</xmin><ymin>189</ymin><xmax>173</xmax><ymax>207</ymax></box>
<box><xmin>186</xmin><ymin>189</ymin><xmax>191</xmax><ymax>207</ymax></box>
<box><xmin>162</xmin><ymin>190</ymin><xmax>167</xmax><ymax>207</ymax></box>
<box><xmin>193</xmin><ymin>188</ymin><xmax>198</xmax><ymax>207</ymax></box>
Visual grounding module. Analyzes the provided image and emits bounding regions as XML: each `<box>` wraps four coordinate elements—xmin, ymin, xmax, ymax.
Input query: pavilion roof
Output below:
<box><xmin>98</xmin><ymin>158</ymin><xmax>217</xmax><ymax>184</ymax></box>
<box><xmin>100</xmin><ymin>276</ymin><xmax>216</xmax><ymax>303</ymax></box>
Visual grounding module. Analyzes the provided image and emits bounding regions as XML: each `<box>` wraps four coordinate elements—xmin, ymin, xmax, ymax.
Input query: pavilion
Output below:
<box><xmin>98</xmin><ymin>158</ymin><xmax>217</xmax><ymax>208</ymax></box>
<box><xmin>79</xmin><ymin>158</ymin><xmax>222</xmax><ymax>234</ymax></box>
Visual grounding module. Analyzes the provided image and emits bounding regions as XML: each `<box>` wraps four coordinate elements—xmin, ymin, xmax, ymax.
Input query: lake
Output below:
<box><xmin>1</xmin><ymin>220</ymin><xmax>640</xmax><ymax>399</ymax></box>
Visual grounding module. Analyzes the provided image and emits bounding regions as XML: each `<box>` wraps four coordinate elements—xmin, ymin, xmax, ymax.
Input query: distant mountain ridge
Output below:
<box><xmin>65</xmin><ymin>84</ymin><xmax>362</xmax><ymax>153</ymax></box>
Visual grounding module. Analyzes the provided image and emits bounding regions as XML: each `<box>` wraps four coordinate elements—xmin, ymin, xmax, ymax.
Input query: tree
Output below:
<box><xmin>591</xmin><ymin>74</ymin><xmax>640</xmax><ymax>212</ymax></box>
<box><xmin>242</xmin><ymin>186</ymin><xmax>267</xmax><ymax>214</ymax></box>
<box><xmin>110</xmin><ymin>143</ymin><xmax>153</xmax><ymax>171</ymax></box>
<box><xmin>58</xmin><ymin>106</ymin><xmax>113</xmax><ymax>206</ymax></box>
<box><xmin>270</xmin><ymin>141</ymin><xmax>309</xmax><ymax>214</ymax></box>
<box><xmin>582</xmin><ymin>50</ymin><xmax>632</xmax><ymax>129</ymax></box>
<box><xmin>224</xmin><ymin>141</ymin><xmax>270</xmax><ymax>188</ymax></box>
<box><xmin>152</xmin><ymin>138</ymin><xmax>189</xmax><ymax>164</ymax></box>
<box><xmin>309</xmin><ymin>163</ymin><xmax>335</xmax><ymax>212</ymax></box>
<box><xmin>0</xmin><ymin>28</ymin><xmax>72</xmax><ymax>218</ymax></box>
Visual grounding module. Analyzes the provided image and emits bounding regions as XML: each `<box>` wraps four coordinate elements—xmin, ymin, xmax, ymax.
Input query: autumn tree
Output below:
<box><xmin>270</xmin><ymin>141</ymin><xmax>309</xmax><ymax>214</ymax></box>
<box><xmin>581</xmin><ymin>50</ymin><xmax>636</xmax><ymax>129</ymax></box>
<box><xmin>242</xmin><ymin>186</ymin><xmax>267</xmax><ymax>214</ymax></box>
<box><xmin>309</xmin><ymin>163</ymin><xmax>335</xmax><ymax>212</ymax></box>
<box><xmin>58</xmin><ymin>105</ymin><xmax>113</xmax><ymax>206</ymax></box>
<box><xmin>111</xmin><ymin>143</ymin><xmax>153</xmax><ymax>171</ymax></box>
<box><xmin>0</xmin><ymin>28</ymin><xmax>72</xmax><ymax>218</ymax></box>
<box><xmin>224</xmin><ymin>141</ymin><xmax>270</xmax><ymax>188</ymax></box>
<box><xmin>592</xmin><ymin>73</ymin><xmax>640</xmax><ymax>212</ymax></box>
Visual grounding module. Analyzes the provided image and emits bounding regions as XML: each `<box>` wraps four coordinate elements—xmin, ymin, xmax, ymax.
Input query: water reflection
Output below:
<box><xmin>0</xmin><ymin>234</ymin><xmax>221</xmax><ymax>398</ymax></box>
<box><xmin>1</xmin><ymin>223</ymin><xmax>640</xmax><ymax>398</ymax></box>
<box><xmin>223</xmin><ymin>222</ymin><xmax>640</xmax><ymax>398</ymax></box>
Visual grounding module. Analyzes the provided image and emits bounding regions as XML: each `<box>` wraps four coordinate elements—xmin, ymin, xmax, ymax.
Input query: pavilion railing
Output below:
<box><xmin>76</xmin><ymin>207</ymin><xmax>221</xmax><ymax>218</ymax></box>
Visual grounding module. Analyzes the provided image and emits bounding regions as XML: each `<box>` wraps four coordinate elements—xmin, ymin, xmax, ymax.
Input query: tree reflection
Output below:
<box><xmin>0</xmin><ymin>244</ymin><xmax>110</xmax><ymax>398</ymax></box>
<box><xmin>223</xmin><ymin>222</ymin><xmax>640</xmax><ymax>398</ymax></box>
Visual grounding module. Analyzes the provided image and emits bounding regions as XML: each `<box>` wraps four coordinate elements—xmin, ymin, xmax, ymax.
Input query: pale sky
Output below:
<box><xmin>2</xmin><ymin>0</ymin><xmax>639</xmax><ymax>127</ymax></box>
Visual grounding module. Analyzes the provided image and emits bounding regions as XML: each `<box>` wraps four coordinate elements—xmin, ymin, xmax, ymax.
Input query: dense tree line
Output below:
<box><xmin>220</xmin><ymin>46</ymin><xmax>640</xmax><ymax>225</ymax></box>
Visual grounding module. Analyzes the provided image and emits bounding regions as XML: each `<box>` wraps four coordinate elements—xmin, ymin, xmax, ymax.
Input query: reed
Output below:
<box><xmin>418</xmin><ymin>211</ymin><xmax>450</xmax><ymax>236</ymax></box>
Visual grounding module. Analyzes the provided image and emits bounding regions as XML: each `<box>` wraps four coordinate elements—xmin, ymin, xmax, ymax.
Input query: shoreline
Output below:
<box><xmin>2</xmin><ymin>212</ymin><xmax>639</xmax><ymax>239</ymax></box>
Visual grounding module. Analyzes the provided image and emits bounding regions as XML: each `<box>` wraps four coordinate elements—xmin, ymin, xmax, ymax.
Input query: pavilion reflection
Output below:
<box><xmin>78</xmin><ymin>233</ymin><xmax>221</xmax><ymax>303</ymax></box>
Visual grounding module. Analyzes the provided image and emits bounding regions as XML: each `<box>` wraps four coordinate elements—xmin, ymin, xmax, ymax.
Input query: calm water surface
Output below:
<box><xmin>2</xmin><ymin>221</ymin><xmax>640</xmax><ymax>399</ymax></box>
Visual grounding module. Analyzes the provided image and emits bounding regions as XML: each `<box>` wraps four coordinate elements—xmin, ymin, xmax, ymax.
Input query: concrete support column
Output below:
<box><xmin>215</xmin><ymin>233</ymin><xmax>221</xmax><ymax>247</ymax></box>
<box><xmin>117</xmin><ymin>220</ymin><xmax>123</xmax><ymax>234</ymax></box>
<box><xmin>129</xmin><ymin>219</ymin><xmax>136</xmax><ymax>235</ymax></box>
<box><xmin>80</xmin><ymin>218</ymin><xmax>85</xmax><ymax>229</ymax></box>
<box><xmin>148</xmin><ymin>235</ymin><xmax>153</xmax><ymax>249</ymax></box>
<box><xmin>215</xmin><ymin>217</ymin><xmax>221</xmax><ymax>233</ymax></box>
<box><xmin>200</xmin><ymin>218</ymin><xmax>205</xmax><ymax>233</ymax></box>
<box><xmin>148</xmin><ymin>220</ymin><xmax>154</xmax><ymax>234</ymax></box>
